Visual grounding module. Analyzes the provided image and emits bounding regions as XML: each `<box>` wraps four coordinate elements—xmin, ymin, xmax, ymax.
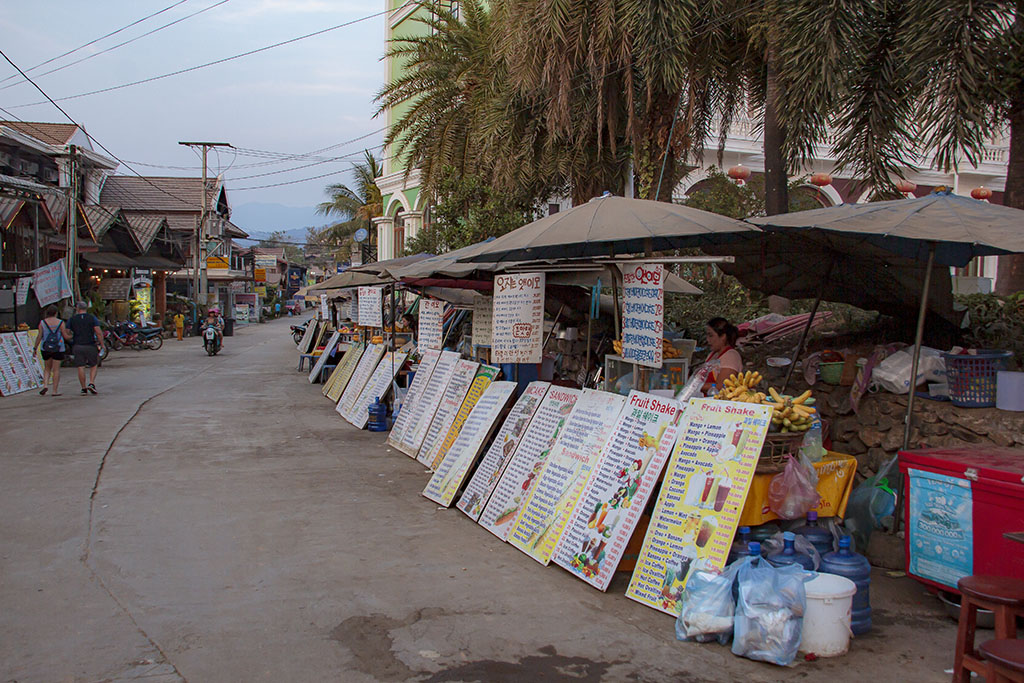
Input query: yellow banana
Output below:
<box><xmin>792</xmin><ymin>390</ymin><xmax>813</xmax><ymax>405</ymax></box>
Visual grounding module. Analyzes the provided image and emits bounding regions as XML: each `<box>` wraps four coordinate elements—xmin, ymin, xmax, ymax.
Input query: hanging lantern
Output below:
<box><xmin>810</xmin><ymin>172</ymin><xmax>832</xmax><ymax>187</ymax></box>
<box><xmin>727</xmin><ymin>165</ymin><xmax>751</xmax><ymax>183</ymax></box>
<box><xmin>971</xmin><ymin>186</ymin><xmax>992</xmax><ymax>200</ymax></box>
<box><xmin>896</xmin><ymin>179</ymin><xmax>917</xmax><ymax>194</ymax></box>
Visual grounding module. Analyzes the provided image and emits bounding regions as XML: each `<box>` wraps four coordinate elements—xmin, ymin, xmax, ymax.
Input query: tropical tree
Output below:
<box><xmin>315</xmin><ymin>149</ymin><xmax>383</xmax><ymax>247</ymax></box>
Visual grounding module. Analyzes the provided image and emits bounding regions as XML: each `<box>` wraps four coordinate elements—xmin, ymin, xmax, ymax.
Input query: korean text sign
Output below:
<box><xmin>492</xmin><ymin>273</ymin><xmax>545</xmax><ymax>364</ymax></box>
<box><xmin>620</xmin><ymin>263</ymin><xmax>664</xmax><ymax>368</ymax></box>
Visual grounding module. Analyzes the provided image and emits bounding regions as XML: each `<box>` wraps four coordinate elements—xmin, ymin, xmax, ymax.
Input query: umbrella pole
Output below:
<box><xmin>781</xmin><ymin>258</ymin><xmax>835</xmax><ymax>394</ymax></box>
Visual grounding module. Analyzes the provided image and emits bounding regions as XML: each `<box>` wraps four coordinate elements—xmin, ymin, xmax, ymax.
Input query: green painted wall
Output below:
<box><xmin>386</xmin><ymin>6</ymin><xmax>432</xmax><ymax>177</ymax></box>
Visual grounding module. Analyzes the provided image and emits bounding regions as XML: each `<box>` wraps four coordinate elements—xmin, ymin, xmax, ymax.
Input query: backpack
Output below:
<box><xmin>42</xmin><ymin>320</ymin><xmax>63</xmax><ymax>353</ymax></box>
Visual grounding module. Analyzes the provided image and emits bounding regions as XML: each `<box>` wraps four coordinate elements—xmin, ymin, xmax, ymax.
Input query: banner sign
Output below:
<box><xmin>478</xmin><ymin>387</ymin><xmax>581</xmax><ymax>540</ymax></box>
<box><xmin>553</xmin><ymin>391</ymin><xmax>684</xmax><ymax>590</ymax></box>
<box><xmin>472</xmin><ymin>295</ymin><xmax>493</xmax><ymax>347</ymax></box>
<box><xmin>418</xmin><ymin>299</ymin><xmax>444</xmax><ymax>350</ymax></box>
<box><xmin>458</xmin><ymin>381</ymin><xmax>550</xmax><ymax>521</ymax></box>
<box><xmin>344</xmin><ymin>351</ymin><xmax>408</xmax><ymax>428</ymax></box>
<box><xmin>420</xmin><ymin>364</ymin><xmax>499</xmax><ymax>470</ymax></box>
<box><xmin>411</xmin><ymin>358</ymin><xmax>479</xmax><ymax>461</ymax></box>
<box><xmin>621</xmin><ymin>263</ymin><xmax>664</xmax><ymax>368</ymax></box>
<box><xmin>32</xmin><ymin>260</ymin><xmax>72</xmax><ymax>307</ymax></box>
<box><xmin>492</xmin><ymin>273</ymin><xmax>545</xmax><ymax>364</ymax></box>
<box><xmin>335</xmin><ymin>343</ymin><xmax>385</xmax><ymax>420</ymax></box>
<box><xmin>324</xmin><ymin>342</ymin><xmax>365</xmax><ymax>403</ymax></box>
<box><xmin>398</xmin><ymin>351</ymin><xmax>463</xmax><ymax>457</ymax></box>
<box><xmin>423</xmin><ymin>381</ymin><xmax>518</xmax><ymax>507</ymax></box>
<box><xmin>357</xmin><ymin>286</ymin><xmax>383</xmax><ymax>327</ymax></box>
<box><xmin>387</xmin><ymin>348</ymin><xmax>442</xmax><ymax>448</ymax></box>
<box><xmin>626</xmin><ymin>398</ymin><xmax>772</xmax><ymax>616</ymax></box>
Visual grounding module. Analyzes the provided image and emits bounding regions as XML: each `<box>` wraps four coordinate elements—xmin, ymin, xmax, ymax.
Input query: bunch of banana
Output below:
<box><xmin>766</xmin><ymin>387</ymin><xmax>816</xmax><ymax>432</ymax></box>
<box><xmin>613</xmin><ymin>339</ymin><xmax>623</xmax><ymax>355</ymax></box>
<box><xmin>714</xmin><ymin>370</ymin><xmax>765</xmax><ymax>403</ymax></box>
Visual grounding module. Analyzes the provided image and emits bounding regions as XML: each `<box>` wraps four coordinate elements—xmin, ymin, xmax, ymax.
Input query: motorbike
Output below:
<box><xmin>106</xmin><ymin>321</ymin><xmax>163</xmax><ymax>351</ymax></box>
<box><xmin>291</xmin><ymin>320</ymin><xmax>310</xmax><ymax>345</ymax></box>
<box><xmin>203</xmin><ymin>324</ymin><xmax>221</xmax><ymax>356</ymax></box>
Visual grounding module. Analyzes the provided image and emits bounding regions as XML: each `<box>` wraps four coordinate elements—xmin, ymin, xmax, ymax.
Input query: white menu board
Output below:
<box><xmin>344</xmin><ymin>351</ymin><xmax>408</xmax><ymax>428</ymax></box>
<box><xmin>0</xmin><ymin>332</ymin><xmax>41</xmax><ymax>396</ymax></box>
<box><xmin>458</xmin><ymin>381</ymin><xmax>550</xmax><ymax>521</ymax></box>
<box><xmin>423</xmin><ymin>365</ymin><xmax>499</xmax><ymax>471</ymax></box>
<box><xmin>15</xmin><ymin>331</ymin><xmax>44</xmax><ymax>386</ymax></box>
<box><xmin>418</xmin><ymin>299</ymin><xmax>444</xmax><ymax>350</ymax></box>
<box><xmin>320</xmin><ymin>293</ymin><xmax>329</xmax><ymax>320</ymax></box>
<box><xmin>335</xmin><ymin>343</ymin><xmax>385</xmax><ymax>419</ymax></box>
<box><xmin>397</xmin><ymin>350</ymin><xmax>462</xmax><ymax>456</ymax></box>
<box><xmin>620</xmin><ymin>263</ymin><xmax>664</xmax><ymax>368</ymax></box>
<box><xmin>552</xmin><ymin>391</ymin><xmax>684</xmax><ymax>591</ymax></box>
<box><xmin>16</xmin><ymin>276</ymin><xmax>32</xmax><ymax>305</ymax></box>
<box><xmin>345</xmin><ymin>295</ymin><xmax>358</xmax><ymax>322</ymax></box>
<box><xmin>324</xmin><ymin>341</ymin><xmax>365</xmax><ymax>402</ymax></box>
<box><xmin>478</xmin><ymin>387</ymin><xmax>581</xmax><ymax>540</ymax></box>
<box><xmin>387</xmin><ymin>348</ymin><xmax>441</xmax><ymax>448</ymax></box>
<box><xmin>472</xmin><ymin>295</ymin><xmax>493</xmax><ymax>346</ymax></box>
<box><xmin>357</xmin><ymin>286</ymin><xmax>383</xmax><ymax>328</ymax></box>
<box><xmin>423</xmin><ymin>381</ymin><xmax>518</xmax><ymax>507</ymax></box>
<box><xmin>308</xmin><ymin>330</ymin><xmax>341</xmax><ymax>383</ymax></box>
<box><xmin>415</xmin><ymin>360</ymin><xmax>481</xmax><ymax>466</ymax></box>
<box><xmin>506</xmin><ymin>389</ymin><xmax>626</xmax><ymax>565</ymax></box>
<box><xmin>492</xmin><ymin>273</ymin><xmax>545</xmax><ymax>364</ymax></box>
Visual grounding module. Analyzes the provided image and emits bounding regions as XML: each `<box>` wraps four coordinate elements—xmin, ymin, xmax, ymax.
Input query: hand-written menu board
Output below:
<box><xmin>320</xmin><ymin>294</ymin><xmax>329</xmax><ymax>320</ymax></box>
<box><xmin>459</xmin><ymin>381</ymin><xmax>550</xmax><ymax>521</ymax></box>
<box><xmin>0</xmin><ymin>332</ymin><xmax>42</xmax><ymax>395</ymax></box>
<box><xmin>399</xmin><ymin>351</ymin><xmax>463</xmax><ymax>456</ymax></box>
<box><xmin>345</xmin><ymin>351</ymin><xmax>408</xmax><ymax>428</ymax></box>
<box><xmin>507</xmin><ymin>389</ymin><xmax>626</xmax><ymax>564</ymax></box>
<box><xmin>422</xmin><ymin>365</ymin><xmax>499</xmax><ymax>470</ymax></box>
<box><xmin>478</xmin><ymin>387</ymin><xmax>581</xmax><ymax>540</ymax></box>
<box><xmin>419</xmin><ymin>299</ymin><xmax>444</xmax><ymax>350</ymax></box>
<box><xmin>16</xmin><ymin>331</ymin><xmax>44</xmax><ymax>386</ymax></box>
<box><xmin>32</xmin><ymin>260</ymin><xmax>72</xmax><ymax>307</ymax></box>
<box><xmin>472</xmin><ymin>295</ymin><xmax>493</xmax><ymax>347</ymax></box>
<box><xmin>345</xmin><ymin>296</ymin><xmax>358</xmax><ymax>322</ymax></box>
<box><xmin>621</xmin><ymin>263</ymin><xmax>664</xmax><ymax>369</ymax></box>
<box><xmin>553</xmin><ymin>391</ymin><xmax>684</xmax><ymax>591</ymax></box>
<box><xmin>357</xmin><ymin>286</ymin><xmax>383</xmax><ymax>328</ymax></box>
<box><xmin>16</xmin><ymin>276</ymin><xmax>32</xmax><ymax>305</ymax></box>
<box><xmin>297</xmin><ymin>320</ymin><xmax>317</xmax><ymax>352</ymax></box>
<box><xmin>387</xmin><ymin>348</ymin><xmax>441</xmax><ymax>448</ymax></box>
<box><xmin>626</xmin><ymin>398</ymin><xmax>772</xmax><ymax>617</ymax></box>
<box><xmin>414</xmin><ymin>359</ymin><xmax>479</xmax><ymax>463</ymax></box>
<box><xmin>308</xmin><ymin>330</ymin><xmax>341</xmax><ymax>383</ymax></box>
<box><xmin>423</xmin><ymin>380</ymin><xmax>518</xmax><ymax>507</ymax></box>
<box><xmin>492</xmin><ymin>273</ymin><xmax>544</xmax><ymax>364</ymax></box>
<box><xmin>325</xmin><ymin>342</ymin><xmax>365</xmax><ymax>402</ymax></box>
<box><xmin>336</xmin><ymin>343</ymin><xmax>385</xmax><ymax>420</ymax></box>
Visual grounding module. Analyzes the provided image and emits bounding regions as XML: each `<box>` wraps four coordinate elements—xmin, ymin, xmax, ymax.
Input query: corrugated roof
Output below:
<box><xmin>0</xmin><ymin>198</ymin><xmax>24</xmax><ymax>229</ymax></box>
<box><xmin>99</xmin><ymin>175</ymin><xmax>220</xmax><ymax>213</ymax></box>
<box><xmin>122</xmin><ymin>211</ymin><xmax>167</xmax><ymax>251</ymax></box>
<box><xmin>0</xmin><ymin>121</ymin><xmax>79</xmax><ymax>145</ymax></box>
<box><xmin>79</xmin><ymin>204</ymin><xmax>122</xmax><ymax>241</ymax></box>
<box><xmin>44</xmin><ymin>194</ymin><xmax>68</xmax><ymax>227</ymax></box>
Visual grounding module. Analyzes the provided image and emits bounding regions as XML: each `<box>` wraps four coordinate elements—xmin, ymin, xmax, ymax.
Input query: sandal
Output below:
<box><xmin>39</xmin><ymin>387</ymin><xmax>48</xmax><ymax>395</ymax></box>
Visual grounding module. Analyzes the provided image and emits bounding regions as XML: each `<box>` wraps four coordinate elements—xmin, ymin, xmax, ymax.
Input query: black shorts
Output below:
<box><xmin>72</xmin><ymin>345</ymin><xmax>99</xmax><ymax>367</ymax></box>
<box><xmin>41</xmin><ymin>350</ymin><xmax>65</xmax><ymax>361</ymax></box>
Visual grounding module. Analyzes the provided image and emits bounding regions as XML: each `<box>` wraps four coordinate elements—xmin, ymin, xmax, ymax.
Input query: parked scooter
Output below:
<box><xmin>291</xmin><ymin>320</ymin><xmax>310</xmax><ymax>345</ymax></box>
<box><xmin>106</xmin><ymin>321</ymin><xmax>163</xmax><ymax>350</ymax></box>
<box><xmin>203</xmin><ymin>323</ymin><xmax>221</xmax><ymax>356</ymax></box>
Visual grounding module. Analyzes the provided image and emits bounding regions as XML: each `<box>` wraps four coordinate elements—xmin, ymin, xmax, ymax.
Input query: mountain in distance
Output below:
<box><xmin>231</xmin><ymin>202</ymin><xmax>332</xmax><ymax>240</ymax></box>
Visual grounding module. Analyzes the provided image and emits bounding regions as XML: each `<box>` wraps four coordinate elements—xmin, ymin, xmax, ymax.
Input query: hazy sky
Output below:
<box><xmin>0</xmin><ymin>0</ymin><xmax>387</xmax><ymax>210</ymax></box>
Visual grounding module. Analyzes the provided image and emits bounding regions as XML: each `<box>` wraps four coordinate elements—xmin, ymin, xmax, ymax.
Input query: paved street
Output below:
<box><xmin>2</xmin><ymin>316</ymin><xmax>956</xmax><ymax>682</ymax></box>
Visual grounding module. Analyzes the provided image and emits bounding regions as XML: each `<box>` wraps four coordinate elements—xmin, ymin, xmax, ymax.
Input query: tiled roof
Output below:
<box><xmin>100</xmin><ymin>175</ymin><xmax>221</xmax><ymax>213</ymax></box>
<box><xmin>122</xmin><ymin>211</ymin><xmax>168</xmax><ymax>251</ymax></box>
<box><xmin>0</xmin><ymin>121</ymin><xmax>79</xmax><ymax>145</ymax></box>
<box><xmin>44</xmin><ymin>194</ymin><xmax>68</xmax><ymax>227</ymax></box>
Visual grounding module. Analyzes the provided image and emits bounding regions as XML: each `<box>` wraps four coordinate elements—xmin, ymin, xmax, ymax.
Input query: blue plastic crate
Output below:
<box><xmin>942</xmin><ymin>350</ymin><xmax>1012</xmax><ymax>407</ymax></box>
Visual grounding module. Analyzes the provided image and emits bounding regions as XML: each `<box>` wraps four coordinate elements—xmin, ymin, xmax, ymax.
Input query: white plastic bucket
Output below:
<box><xmin>997</xmin><ymin>371</ymin><xmax>1024</xmax><ymax>412</ymax></box>
<box><xmin>799</xmin><ymin>573</ymin><xmax>857</xmax><ymax>657</ymax></box>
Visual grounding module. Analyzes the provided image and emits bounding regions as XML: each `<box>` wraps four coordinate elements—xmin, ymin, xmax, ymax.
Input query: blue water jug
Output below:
<box><xmin>368</xmin><ymin>396</ymin><xmax>388</xmax><ymax>432</ymax></box>
<box><xmin>727</xmin><ymin>526</ymin><xmax>753</xmax><ymax>565</ymax></box>
<box><xmin>793</xmin><ymin>511</ymin><xmax>834</xmax><ymax>557</ymax></box>
<box><xmin>749</xmin><ymin>522</ymin><xmax>781</xmax><ymax>545</ymax></box>
<box><xmin>747</xmin><ymin>541</ymin><xmax>761</xmax><ymax>559</ymax></box>
<box><xmin>766</xmin><ymin>531</ymin><xmax>816</xmax><ymax>570</ymax></box>
<box><xmin>820</xmin><ymin>535</ymin><xmax>872</xmax><ymax>635</ymax></box>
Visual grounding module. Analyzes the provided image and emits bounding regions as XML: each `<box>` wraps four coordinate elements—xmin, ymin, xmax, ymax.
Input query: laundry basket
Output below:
<box><xmin>943</xmin><ymin>350</ymin><xmax>1013</xmax><ymax>408</ymax></box>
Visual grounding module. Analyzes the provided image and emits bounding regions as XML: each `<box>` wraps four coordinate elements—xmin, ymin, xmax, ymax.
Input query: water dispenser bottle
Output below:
<box><xmin>766</xmin><ymin>531</ymin><xmax>816</xmax><ymax>570</ymax></box>
<box><xmin>793</xmin><ymin>511</ymin><xmax>835</xmax><ymax>557</ymax></box>
<box><xmin>367</xmin><ymin>396</ymin><xmax>388</xmax><ymax>432</ymax></box>
<box><xmin>820</xmin><ymin>535</ymin><xmax>872</xmax><ymax>635</ymax></box>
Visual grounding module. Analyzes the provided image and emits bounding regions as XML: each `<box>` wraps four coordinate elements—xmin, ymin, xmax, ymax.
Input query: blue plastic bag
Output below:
<box><xmin>732</xmin><ymin>560</ymin><xmax>810</xmax><ymax>665</ymax></box>
<box><xmin>675</xmin><ymin>560</ymin><xmax>745</xmax><ymax>644</ymax></box>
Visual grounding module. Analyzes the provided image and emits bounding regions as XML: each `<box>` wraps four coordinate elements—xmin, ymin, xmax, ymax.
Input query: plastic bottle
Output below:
<box><xmin>747</xmin><ymin>541</ymin><xmax>761</xmax><ymax>559</ymax></box>
<box><xmin>792</xmin><ymin>511</ymin><xmax>834</xmax><ymax>557</ymax></box>
<box><xmin>367</xmin><ymin>396</ymin><xmax>388</xmax><ymax>432</ymax></box>
<box><xmin>749</xmin><ymin>522</ymin><xmax>781</xmax><ymax>545</ymax></box>
<box><xmin>727</xmin><ymin>526</ymin><xmax>752</xmax><ymax>565</ymax></box>
<box><xmin>799</xmin><ymin>414</ymin><xmax>824</xmax><ymax>463</ymax></box>
<box><xmin>820</xmin><ymin>535</ymin><xmax>872</xmax><ymax>635</ymax></box>
<box><xmin>766</xmin><ymin>531</ymin><xmax>815</xmax><ymax>570</ymax></box>
<box><xmin>707</xmin><ymin>383</ymin><xmax>717</xmax><ymax>398</ymax></box>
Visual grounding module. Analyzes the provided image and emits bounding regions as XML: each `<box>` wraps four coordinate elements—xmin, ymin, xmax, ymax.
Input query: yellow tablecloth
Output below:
<box><xmin>739</xmin><ymin>452</ymin><xmax>858</xmax><ymax>526</ymax></box>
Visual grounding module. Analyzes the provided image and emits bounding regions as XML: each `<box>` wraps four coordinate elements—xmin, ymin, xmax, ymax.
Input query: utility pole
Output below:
<box><xmin>178</xmin><ymin>141</ymin><xmax>231</xmax><ymax>326</ymax></box>
<box><xmin>66</xmin><ymin>144</ymin><xmax>80</xmax><ymax>301</ymax></box>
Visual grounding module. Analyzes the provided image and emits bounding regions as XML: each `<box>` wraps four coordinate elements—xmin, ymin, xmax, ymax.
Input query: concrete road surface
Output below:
<box><xmin>2</xmin><ymin>316</ymin><xmax>957</xmax><ymax>682</ymax></box>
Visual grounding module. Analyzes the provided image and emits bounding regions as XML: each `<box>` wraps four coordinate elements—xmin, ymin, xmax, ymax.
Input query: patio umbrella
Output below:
<box><xmin>308</xmin><ymin>253</ymin><xmax>434</xmax><ymax>291</ymax></box>
<box><xmin>459</xmin><ymin>195</ymin><xmax>760</xmax><ymax>264</ymax></box>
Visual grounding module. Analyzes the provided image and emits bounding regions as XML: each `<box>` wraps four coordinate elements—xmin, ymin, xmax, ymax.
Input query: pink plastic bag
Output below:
<box><xmin>767</xmin><ymin>454</ymin><xmax>820</xmax><ymax>519</ymax></box>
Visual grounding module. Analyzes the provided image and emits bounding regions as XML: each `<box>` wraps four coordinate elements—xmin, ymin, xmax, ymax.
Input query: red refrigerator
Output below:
<box><xmin>898</xmin><ymin>447</ymin><xmax>1024</xmax><ymax>593</ymax></box>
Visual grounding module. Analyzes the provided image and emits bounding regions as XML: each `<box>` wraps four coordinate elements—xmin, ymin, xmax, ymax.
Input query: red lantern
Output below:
<box><xmin>971</xmin><ymin>186</ymin><xmax>992</xmax><ymax>200</ymax></box>
<box><xmin>810</xmin><ymin>172</ymin><xmax>832</xmax><ymax>187</ymax></box>
<box><xmin>895</xmin><ymin>179</ymin><xmax>916</xmax><ymax>194</ymax></box>
<box><xmin>727</xmin><ymin>165</ymin><xmax>751</xmax><ymax>183</ymax></box>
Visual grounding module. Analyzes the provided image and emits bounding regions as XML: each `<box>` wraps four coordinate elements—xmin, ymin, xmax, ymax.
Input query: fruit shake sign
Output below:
<box><xmin>626</xmin><ymin>398</ymin><xmax>772</xmax><ymax>616</ymax></box>
<box><xmin>620</xmin><ymin>264</ymin><xmax>664</xmax><ymax>369</ymax></box>
<box><xmin>492</xmin><ymin>273</ymin><xmax>545</xmax><ymax>364</ymax></box>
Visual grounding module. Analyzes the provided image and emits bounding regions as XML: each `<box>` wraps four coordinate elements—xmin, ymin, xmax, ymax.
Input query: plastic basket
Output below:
<box><xmin>819</xmin><ymin>361</ymin><xmax>844</xmax><ymax>385</ymax></box>
<box><xmin>943</xmin><ymin>350</ymin><xmax>1013</xmax><ymax>407</ymax></box>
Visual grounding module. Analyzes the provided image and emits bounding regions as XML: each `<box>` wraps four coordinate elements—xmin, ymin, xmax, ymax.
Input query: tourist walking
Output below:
<box><xmin>69</xmin><ymin>301</ymin><xmax>103</xmax><ymax>395</ymax></box>
<box><xmin>32</xmin><ymin>304</ymin><xmax>72</xmax><ymax>396</ymax></box>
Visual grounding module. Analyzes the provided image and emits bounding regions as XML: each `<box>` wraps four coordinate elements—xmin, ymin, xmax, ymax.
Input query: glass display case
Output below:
<box><xmin>603</xmin><ymin>354</ymin><xmax>690</xmax><ymax>395</ymax></box>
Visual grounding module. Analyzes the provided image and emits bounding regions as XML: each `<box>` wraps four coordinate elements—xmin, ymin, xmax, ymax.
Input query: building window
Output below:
<box><xmin>548</xmin><ymin>203</ymin><xmax>560</xmax><ymax>216</ymax></box>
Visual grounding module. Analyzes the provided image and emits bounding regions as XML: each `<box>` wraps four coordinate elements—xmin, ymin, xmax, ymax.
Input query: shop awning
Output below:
<box><xmin>83</xmin><ymin>252</ymin><xmax>182</xmax><ymax>269</ymax></box>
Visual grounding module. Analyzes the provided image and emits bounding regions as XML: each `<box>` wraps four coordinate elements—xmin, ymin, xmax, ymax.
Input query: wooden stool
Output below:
<box><xmin>979</xmin><ymin>640</ymin><xmax>1024</xmax><ymax>683</ymax></box>
<box><xmin>953</xmin><ymin>576</ymin><xmax>1024</xmax><ymax>683</ymax></box>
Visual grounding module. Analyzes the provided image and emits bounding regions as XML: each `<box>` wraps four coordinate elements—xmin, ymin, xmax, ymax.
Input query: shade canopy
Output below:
<box><xmin>749</xmin><ymin>192</ymin><xmax>1024</xmax><ymax>267</ymax></box>
<box><xmin>308</xmin><ymin>253</ymin><xmax>434</xmax><ymax>291</ymax></box>
<box><xmin>385</xmin><ymin>240</ymin><xmax>496</xmax><ymax>280</ymax></box>
<box><xmin>460</xmin><ymin>195</ymin><xmax>759</xmax><ymax>263</ymax></box>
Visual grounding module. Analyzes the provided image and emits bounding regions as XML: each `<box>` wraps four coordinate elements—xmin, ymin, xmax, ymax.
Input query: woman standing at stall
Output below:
<box><xmin>702</xmin><ymin>317</ymin><xmax>742</xmax><ymax>393</ymax></box>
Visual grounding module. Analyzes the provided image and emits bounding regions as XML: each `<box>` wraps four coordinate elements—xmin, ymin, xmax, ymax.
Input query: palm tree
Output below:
<box><xmin>315</xmin><ymin>150</ymin><xmax>383</xmax><ymax>248</ymax></box>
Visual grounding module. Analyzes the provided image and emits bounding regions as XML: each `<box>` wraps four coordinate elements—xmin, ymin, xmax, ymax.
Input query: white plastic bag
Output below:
<box><xmin>732</xmin><ymin>560</ymin><xmax>809</xmax><ymax>666</ymax></box>
<box><xmin>871</xmin><ymin>347</ymin><xmax>945</xmax><ymax>394</ymax></box>
<box><xmin>767</xmin><ymin>454</ymin><xmax>821</xmax><ymax>520</ymax></box>
<box><xmin>675</xmin><ymin>561</ymin><xmax>744</xmax><ymax>644</ymax></box>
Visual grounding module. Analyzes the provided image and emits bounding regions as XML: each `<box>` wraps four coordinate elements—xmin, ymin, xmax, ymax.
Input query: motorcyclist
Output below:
<box><xmin>204</xmin><ymin>309</ymin><xmax>224</xmax><ymax>350</ymax></box>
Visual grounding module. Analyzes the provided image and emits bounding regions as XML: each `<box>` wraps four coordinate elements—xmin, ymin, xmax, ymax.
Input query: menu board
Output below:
<box><xmin>492</xmin><ymin>273</ymin><xmax>545</xmax><ymax>364</ymax></box>
<box><xmin>335</xmin><ymin>343</ymin><xmax>385</xmax><ymax>420</ymax></box>
<box><xmin>458</xmin><ymin>381</ymin><xmax>550</xmax><ymax>520</ymax></box>
<box><xmin>324</xmin><ymin>342</ymin><xmax>365</xmax><ymax>402</ymax></box>
<box><xmin>15</xmin><ymin>331</ymin><xmax>44</xmax><ymax>386</ymax></box>
<box><xmin>552</xmin><ymin>391</ymin><xmax>684</xmax><ymax>590</ymax></box>
<box><xmin>32</xmin><ymin>260</ymin><xmax>72</xmax><ymax>307</ymax></box>
<box><xmin>357</xmin><ymin>286</ymin><xmax>383</xmax><ymax>328</ymax></box>
<box><xmin>620</xmin><ymin>263</ymin><xmax>664</xmax><ymax>369</ymax></box>
<box><xmin>418</xmin><ymin>299</ymin><xmax>444</xmax><ymax>350</ymax></box>
<box><xmin>387</xmin><ymin>348</ymin><xmax>441</xmax><ymax>447</ymax></box>
<box><xmin>344</xmin><ymin>351</ymin><xmax>408</xmax><ymax>428</ymax></box>
<box><xmin>423</xmin><ymin>365</ymin><xmax>499</xmax><ymax>470</ymax></box>
<box><xmin>320</xmin><ymin>293</ymin><xmax>329</xmax><ymax>320</ymax></box>
<box><xmin>308</xmin><ymin>331</ymin><xmax>341</xmax><ymax>383</ymax></box>
<box><xmin>413</xmin><ymin>359</ymin><xmax>479</xmax><ymax>462</ymax></box>
<box><xmin>0</xmin><ymin>332</ymin><xmax>41</xmax><ymax>396</ymax></box>
<box><xmin>472</xmin><ymin>295</ymin><xmax>493</xmax><ymax>346</ymax></box>
<box><xmin>423</xmin><ymin>381</ymin><xmax>518</xmax><ymax>507</ymax></box>
<box><xmin>398</xmin><ymin>351</ymin><xmax>462</xmax><ymax>457</ymax></box>
<box><xmin>478</xmin><ymin>387</ymin><xmax>581</xmax><ymax>540</ymax></box>
<box><xmin>297</xmin><ymin>320</ymin><xmax>317</xmax><ymax>352</ymax></box>
<box><xmin>16</xmin><ymin>276</ymin><xmax>31</xmax><ymax>305</ymax></box>
<box><xmin>626</xmin><ymin>398</ymin><xmax>772</xmax><ymax>616</ymax></box>
<box><xmin>345</xmin><ymin>296</ymin><xmax>358</xmax><ymax>322</ymax></box>
<box><xmin>97</xmin><ymin>277</ymin><xmax>132</xmax><ymax>300</ymax></box>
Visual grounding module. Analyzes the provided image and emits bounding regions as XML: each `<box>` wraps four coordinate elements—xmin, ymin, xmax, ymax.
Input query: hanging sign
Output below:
<box><xmin>397</xmin><ymin>351</ymin><xmax>463</xmax><ymax>457</ymax></box>
<box><xmin>335</xmin><ymin>343</ymin><xmax>385</xmax><ymax>420</ymax></box>
<box><xmin>552</xmin><ymin>391</ymin><xmax>684</xmax><ymax>591</ymax></box>
<box><xmin>423</xmin><ymin>381</ymin><xmax>518</xmax><ymax>507</ymax></box>
<box><xmin>506</xmin><ymin>389</ymin><xmax>627</xmax><ymax>565</ymax></box>
<box><xmin>472</xmin><ymin>295</ymin><xmax>493</xmax><ymax>347</ymax></box>
<box><xmin>410</xmin><ymin>358</ymin><xmax>479</xmax><ymax>460</ymax></box>
<box><xmin>255</xmin><ymin>286</ymin><xmax>267</xmax><ymax>297</ymax></box>
<box><xmin>344</xmin><ymin>351</ymin><xmax>408</xmax><ymax>428</ymax></box>
<box><xmin>254</xmin><ymin>268</ymin><xmax>267</xmax><ymax>282</ymax></box>
<box><xmin>418</xmin><ymin>299</ymin><xmax>444</xmax><ymax>350</ymax></box>
<box><xmin>492</xmin><ymin>273</ymin><xmax>545</xmax><ymax>363</ymax></box>
<box><xmin>324</xmin><ymin>341</ymin><xmax>366</xmax><ymax>403</ymax></box>
<box><xmin>620</xmin><ymin>263</ymin><xmax>664</xmax><ymax>368</ymax></box>
<box><xmin>32</xmin><ymin>260</ymin><xmax>72</xmax><ymax>307</ymax></box>
<box><xmin>459</xmin><ymin>381</ymin><xmax>550</xmax><ymax>521</ymax></box>
<box><xmin>420</xmin><ymin>365</ymin><xmax>499</xmax><ymax>470</ymax></box>
<box><xmin>626</xmin><ymin>398</ymin><xmax>772</xmax><ymax>616</ymax></box>
<box><xmin>387</xmin><ymin>348</ymin><xmax>442</xmax><ymax>448</ymax></box>
<box><xmin>357</xmin><ymin>286</ymin><xmax>383</xmax><ymax>327</ymax></box>
<box><xmin>16</xmin><ymin>277</ymin><xmax>32</xmax><ymax>306</ymax></box>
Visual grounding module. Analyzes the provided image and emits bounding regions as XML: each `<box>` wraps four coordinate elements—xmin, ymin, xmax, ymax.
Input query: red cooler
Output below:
<box><xmin>898</xmin><ymin>447</ymin><xmax>1024</xmax><ymax>594</ymax></box>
